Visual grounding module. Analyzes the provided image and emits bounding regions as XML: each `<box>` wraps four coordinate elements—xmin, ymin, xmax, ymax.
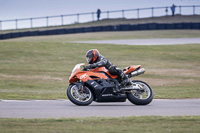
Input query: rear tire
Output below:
<box><xmin>126</xmin><ymin>80</ymin><xmax>153</xmax><ymax>105</ymax></box>
<box><xmin>67</xmin><ymin>84</ymin><xmax>93</xmax><ymax>106</ymax></box>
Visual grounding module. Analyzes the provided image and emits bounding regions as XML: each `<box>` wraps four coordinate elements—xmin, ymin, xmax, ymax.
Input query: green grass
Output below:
<box><xmin>0</xmin><ymin>116</ymin><xmax>200</xmax><ymax>133</ymax></box>
<box><xmin>0</xmin><ymin>30</ymin><xmax>200</xmax><ymax>99</ymax></box>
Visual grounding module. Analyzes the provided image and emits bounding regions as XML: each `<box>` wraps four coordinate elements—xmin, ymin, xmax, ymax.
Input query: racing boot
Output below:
<box><xmin>120</xmin><ymin>72</ymin><xmax>132</xmax><ymax>86</ymax></box>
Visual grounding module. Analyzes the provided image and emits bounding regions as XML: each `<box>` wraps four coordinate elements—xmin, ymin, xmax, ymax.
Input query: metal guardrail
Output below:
<box><xmin>0</xmin><ymin>22</ymin><xmax>200</xmax><ymax>40</ymax></box>
<box><xmin>0</xmin><ymin>5</ymin><xmax>200</xmax><ymax>31</ymax></box>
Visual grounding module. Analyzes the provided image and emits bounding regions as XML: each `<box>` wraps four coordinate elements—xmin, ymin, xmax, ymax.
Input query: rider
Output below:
<box><xmin>84</xmin><ymin>49</ymin><xmax>131</xmax><ymax>87</ymax></box>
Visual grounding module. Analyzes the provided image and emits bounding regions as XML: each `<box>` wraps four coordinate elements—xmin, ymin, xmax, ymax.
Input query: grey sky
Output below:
<box><xmin>0</xmin><ymin>0</ymin><xmax>200</xmax><ymax>20</ymax></box>
<box><xmin>0</xmin><ymin>0</ymin><xmax>199</xmax><ymax>30</ymax></box>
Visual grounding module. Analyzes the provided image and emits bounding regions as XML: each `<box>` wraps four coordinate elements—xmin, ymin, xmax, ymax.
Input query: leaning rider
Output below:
<box><xmin>84</xmin><ymin>49</ymin><xmax>131</xmax><ymax>88</ymax></box>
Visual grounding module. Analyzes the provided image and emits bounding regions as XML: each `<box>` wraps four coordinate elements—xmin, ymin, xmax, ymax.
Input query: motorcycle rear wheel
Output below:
<box><xmin>67</xmin><ymin>84</ymin><xmax>93</xmax><ymax>106</ymax></box>
<box><xmin>126</xmin><ymin>80</ymin><xmax>153</xmax><ymax>105</ymax></box>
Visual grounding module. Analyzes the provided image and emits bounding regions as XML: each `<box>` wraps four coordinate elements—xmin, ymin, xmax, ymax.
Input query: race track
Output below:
<box><xmin>0</xmin><ymin>99</ymin><xmax>199</xmax><ymax>119</ymax></box>
<box><xmin>75</xmin><ymin>38</ymin><xmax>200</xmax><ymax>45</ymax></box>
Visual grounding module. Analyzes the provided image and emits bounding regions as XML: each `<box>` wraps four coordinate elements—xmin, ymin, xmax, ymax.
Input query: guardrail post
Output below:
<box><xmin>77</xmin><ymin>14</ymin><xmax>79</xmax><ymax>23</ymax></box>
<box><xmin>122</xmin><ymin>10</ymin><xmax>124</xmax><ymax>18</ymax></box>
<box><xmin>165</xmin><ymin>7</ymin><xmax>168</xmax><ymax>16</ymax></box>
<box><xmin>61</xmin><ymin>15</ymin><xmax>64</xmax><ymax>25</ymax></box>
<box><xmin>179</xmin><ymin>6</ymin><xmax>182</xmax><ymax>15</ymax></box>
<box><xmin>16</xmin><ymin>19</ymin><xmax>18</xmax><ymax>29</ymax></box>
<box><xmin>152</xmin><ymin>7</ymin><xmax>154</xmax><ymax>17</ymax></box>
<box><xmin>137</xmin><ymin>9</ymin><xmax>140</xmax><ymax>19</ymax></box>
<box><xmin>30</xmin><ymin>18</ymin><xmax>33</xmax><ymax>28</ymax></box>
<box><xmin>0</xmin><ymin>21</ymin><xmax>2</xmax><ymax>31</ymax></box>
<box><xmin>107</xmin><ymin>11</ymin><xmax>109</xmax><ymax>19</ymax></box>
<box><xmin>193</xmin><ymin>6</ymin><xmax>195</xmax><ymax>15</ymax></box>
<box><xmin>46</xmin><ymin>17</ymin><xmax>49</xmax><ymax>27</ymax></box>
<box><xmin>92</xmin><ymin>12</ymin><xmax>94</xmax><ymax>21</ymax></box>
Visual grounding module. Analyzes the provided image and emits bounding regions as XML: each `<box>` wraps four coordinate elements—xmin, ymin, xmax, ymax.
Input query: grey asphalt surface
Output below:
<box><xmin>0</xmin><ymin>99</ymin><xmax>199</xmax><ymax>119</ymax></box>
<box><xmin>75</xmin><ymin>38</ymin><xmax>200</xmax><ymax>45</ymax></box>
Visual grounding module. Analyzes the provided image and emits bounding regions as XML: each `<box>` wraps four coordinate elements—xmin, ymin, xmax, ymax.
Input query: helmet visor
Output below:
<box><xmin>86</xmin><ymin>56</ymin><xmax>92</xmax><ymax>64</ymax></box>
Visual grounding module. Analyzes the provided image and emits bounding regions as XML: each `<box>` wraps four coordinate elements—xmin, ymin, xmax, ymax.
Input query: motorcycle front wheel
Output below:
<box><xmin>67</xmin><ymin>84</ymin><xmax>93</xmax><ymax>106</ymax></box>
<box><xmin>126</xmin><ymin>80</ymin><xmax>153</xmax><ymax>105</ymax></box>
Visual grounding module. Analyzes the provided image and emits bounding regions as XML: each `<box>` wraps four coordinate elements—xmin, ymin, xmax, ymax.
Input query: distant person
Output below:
<box><xmin>97</xmin><ymin>9</ymin><xmax>101</xmax><ymax>21</ymax></box>
<box><xmin>171</xmin><ymin>4</ymin><xmax>176</xmax><ymax>16</ymax></box>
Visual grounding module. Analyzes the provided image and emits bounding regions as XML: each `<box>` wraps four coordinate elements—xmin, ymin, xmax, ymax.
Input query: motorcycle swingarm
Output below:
<box><xmin>120</xmin><ymin>83</ymin><xmax>143</xmax><ymax>91</ymax></box>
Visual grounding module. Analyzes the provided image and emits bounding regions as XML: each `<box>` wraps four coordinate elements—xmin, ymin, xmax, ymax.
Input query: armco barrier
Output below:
<box><xmin>130</xmin><ymin>25</ymin><xmax>139</xmax><ymax>30</ymax></box>
<box><xmin>1</xmin><ymin>33</ymin><xmax>11</xmax><ymax>39</ymax></box>
<box><xmin>29</xmin><ymin>31</ymin><xmax>39</xmax><ymax>36</ymax></box>
<box><xmin>157</xmin><ymin>24</ymin><xmax>165</xmax><ymax>29</ymax></box>
<box><xmin>11</xmin><ymin>32</ymin><xmax>21</xmax><ymax>38</ymax></box>
<box><xmin>21</xmin><ymin>31</ymin><xmax>30</xmax><ymax>37</ymax></box>
<box><xmin>74</xmin><ymin>28</ymin><xmax>84</xmax><ymax>33</ymax></box>
<box><xmin>165</xmin><ymin>24</ymin><xmax>175</xmax><ymax>29</ymax></box>
<box><xmin>84</xmin><ymin>27</ymin><xmax>93</xmax><ymax>32</ymax></box>
<box><xmin>148</xmin><ymin>23</ymin><xmax>157</xmax><ymax>30</ymax></box>
<box><xmin>56</xmin><ymin>29</ymin><xmax>66</xmax><ymax>34</ymax></box>
<box><xmin>102</xmin><ymin>25</ymin><xmax>113</xmax><ymax>31</ymax></box>
<box><xmin>182</xmin><ymin>23</ymin><xmax>191</xmax><ymax>29</ymax></box>
<box><xmin>66</xmin><ymin>28</ymin><xmax>75</xmax><ymax>33</ymax></box>
<box><xmin>174</xmin><ymin>23</ymin><xmax>183</xmax><ymax>29</ymax></box>
<box><xmin>138</xmin><ymin>24</ymin><xmax>148</xmax><ymax>30</ymax></box>
<box><xmin>192</xmin><ymin>23</ymin><xmax>200</xmax><ymax>29</ymax></box>
<box><xmin>93</xmin><ymin>26</ymin><xmax>102</xmax><ymax>32</ymax></box>
<box><xmin>39</xmin><ymin>30</ymin><xmax>48</xmax><ymax>35</ymax></box>
<box><xmin>0</xmin><ymin>22</ymin><xmax>200</xmax><ymax>40</ymax></box>
<box><xmin>119</xmin><ymin>25</ymin><xmax>130</xmax><ymax>31</ymax></box>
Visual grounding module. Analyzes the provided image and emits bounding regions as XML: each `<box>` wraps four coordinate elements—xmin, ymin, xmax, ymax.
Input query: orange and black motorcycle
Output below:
<box><xmin>67</xmin><ymin>63</ymin><xmax>153</xmax><ymax>106</ymax></box>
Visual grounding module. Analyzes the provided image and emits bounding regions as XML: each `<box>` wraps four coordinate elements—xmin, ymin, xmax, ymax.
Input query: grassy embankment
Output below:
<box><xmin>1</xmin><ymin>15</ymin><xmax>200</xmax><ymax>34</ymax></box>
<box><xmin>0</xmin><ymin>30</ymin><xmax>200</xmax><ymax>99</ymax></box>
<box><xmin>0</xmin><ymin>116</ymin><xmax>200</xmax><ymax>133</ymax></box>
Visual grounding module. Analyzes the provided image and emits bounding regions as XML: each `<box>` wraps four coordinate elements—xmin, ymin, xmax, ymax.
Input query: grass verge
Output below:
<box><xmin>0</xmin><ymin>116</ymin><xmax>200</xmax><ymax>133</ymax></box>
<box><xmin>0</xmin><ymin>30</ymin><xmax>200</xmax><ymax>99</ymax></box>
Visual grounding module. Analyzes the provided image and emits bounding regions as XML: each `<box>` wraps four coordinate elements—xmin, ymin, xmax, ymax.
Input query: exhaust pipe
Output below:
<box><xmin>128</xmin><ymin>68</ymin><xmax>145</xmax><ymax>78</ymax></box>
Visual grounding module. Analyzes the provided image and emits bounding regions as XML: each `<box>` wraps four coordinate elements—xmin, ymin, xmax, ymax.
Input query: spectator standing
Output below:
<box><xmin>171</xmin><ymin>4</ymin><xmax>176</xmax><ymax>16</ymax></box>
<box><xmin>97</xmin><ymin>9</ymin><xmax>101</xmax><ymax>21</ymax></box>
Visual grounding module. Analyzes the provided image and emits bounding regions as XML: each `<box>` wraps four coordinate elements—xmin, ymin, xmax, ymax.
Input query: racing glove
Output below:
<box><xmin>86</xmin><ymin>64</ymin><xmax>95</xmax><ymax>69</ymax></box>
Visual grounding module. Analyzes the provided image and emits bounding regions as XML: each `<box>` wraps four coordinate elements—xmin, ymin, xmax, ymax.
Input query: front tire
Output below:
<box><xmin>67</xmin><ymin>84</ymin><xmax>93</xmax><ymax>106</ymax></box>
<box><xmin>126</xmin><ymin>80</ymin><xmax>153</xmax><ymax>105</ymax></box>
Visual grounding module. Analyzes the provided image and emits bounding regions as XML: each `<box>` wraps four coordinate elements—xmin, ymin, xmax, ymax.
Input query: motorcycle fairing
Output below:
<box><xmin>91</xmin><ymin>67</ymin><xmax>118</xmax><ymax>79</ymax></box>
<box><xmin>85</xmin><ymin>79</ymin><xmax>126</xmax><ymax>102</ymax></box>
<box><xmin>69</xmin><ymin>63</ymin><xmax>109</xmax><ymax>83</ymax></box>
<box><xmin>85</xmin><ymin>79</ymin><xmax>113</xmax><ymax>96</ymax></box>
<box><xmin>91</xmin><ymin>66</ymin><xmax>142</xmax><ymax>78</ymax></box>
<box><xmin>85</xmin><ymin>80</ymin><xmax>104</xmax><ymax>98</ymax></box>
<box><xmin>69</xmin><ymin>63</ymin><xmax>142</xmax><ymax>84</ymax></box>
<box><xmin>71</xmin><ymin>71</ymin><xmax>109</xmax><ymax>83</ymax></box>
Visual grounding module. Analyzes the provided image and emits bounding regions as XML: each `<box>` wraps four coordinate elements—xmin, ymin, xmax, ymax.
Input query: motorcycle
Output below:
<box><xmin>67</xmin><ymin>63</ymin><xmax>153</xmax><ymax>106</ymax></box>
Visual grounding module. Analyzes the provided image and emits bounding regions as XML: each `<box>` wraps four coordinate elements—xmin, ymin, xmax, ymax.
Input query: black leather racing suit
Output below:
<box><xmin>87</xmin><ymin>54</ymin><xmax>126</xmax><ymax>82</ymax></box>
